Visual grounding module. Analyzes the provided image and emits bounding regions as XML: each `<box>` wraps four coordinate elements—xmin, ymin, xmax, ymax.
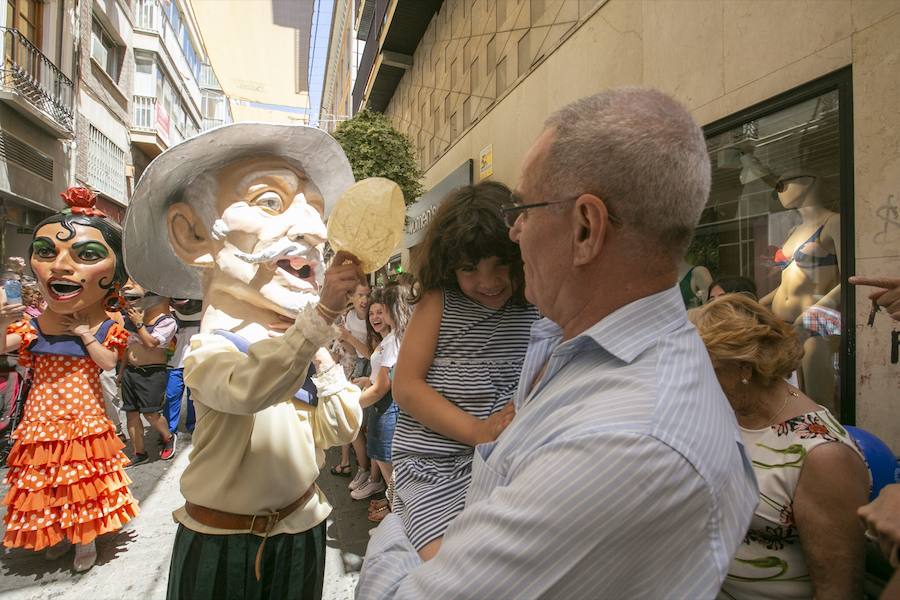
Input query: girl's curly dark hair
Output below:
<box><xmin>410</xmin><ymin>181</ymin><xmax>525</xmax><ymax>304</ymax></box>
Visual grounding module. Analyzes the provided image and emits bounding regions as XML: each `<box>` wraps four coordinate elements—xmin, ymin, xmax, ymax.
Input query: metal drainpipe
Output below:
<box><xmin>67</xmin><ymin>0</ymin><xmax>82</xmax><ymax>188</ymax></box>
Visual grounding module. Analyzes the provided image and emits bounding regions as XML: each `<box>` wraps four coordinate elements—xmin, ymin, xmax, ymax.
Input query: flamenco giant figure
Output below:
<box><xmin>0</xmin><ymin>187</ymin><xmax>139</xmax><ymax>572</ymax></box>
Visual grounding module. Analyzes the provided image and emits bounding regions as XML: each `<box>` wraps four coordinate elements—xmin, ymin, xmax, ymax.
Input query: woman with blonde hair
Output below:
<box><xmin>689</xmin><ymin>294</ymin><xmax>869</xmax><ymax>600</ymax></box>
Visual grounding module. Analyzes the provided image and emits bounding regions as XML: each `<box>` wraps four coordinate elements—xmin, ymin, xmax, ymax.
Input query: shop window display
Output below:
<box><xmin>696</xmin><ymin>87</ymin><xmax>846</xmax><ymax>417</ymax></box>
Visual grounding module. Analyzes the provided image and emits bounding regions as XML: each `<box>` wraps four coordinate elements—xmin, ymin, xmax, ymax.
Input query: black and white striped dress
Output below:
<box><xmin>391</xmin><ymin>286</ymin><xmax>539</xmax><ymax>550</ymax></box>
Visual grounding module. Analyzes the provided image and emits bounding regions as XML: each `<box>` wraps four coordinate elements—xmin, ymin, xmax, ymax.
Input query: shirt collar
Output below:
<box><xmin>560</xmin><ymin>286</ymin><xmax>688</xmax><ymax>363</ymax></box>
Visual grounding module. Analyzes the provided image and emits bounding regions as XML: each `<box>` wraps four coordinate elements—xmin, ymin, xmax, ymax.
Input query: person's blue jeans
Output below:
<box><xmin>165</xmin><ymin>368</ymin><xmax>194</xmax><ymax>434</ymax></box>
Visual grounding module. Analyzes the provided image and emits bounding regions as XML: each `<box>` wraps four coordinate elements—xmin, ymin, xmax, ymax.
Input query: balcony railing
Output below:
<box><xmin>202</xmin><ymin>117</ymin><xmax>224</xmax><ymax>131</ymax></box>
<box><xmin>133</xmin><ymin>95</ymin><xmax>156</xmax><ymax>130</ymax></box>
<box><xmin>1</xmin><ymin>27</ymin><xmax>74</xmax><ymax>134</ymax></box>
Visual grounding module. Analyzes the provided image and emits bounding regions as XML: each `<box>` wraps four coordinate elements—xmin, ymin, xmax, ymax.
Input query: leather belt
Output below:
<box><xmin>184</xmin><ymin>484</ymin><xmax>316</xmax><ymax>581</ymax></box>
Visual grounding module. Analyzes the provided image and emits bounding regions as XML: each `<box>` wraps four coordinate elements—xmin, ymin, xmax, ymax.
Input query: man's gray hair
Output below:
<box><xmin>542</xmin><ymin>87</ymin><xmax>711</xmax><ymax>254</ymax></box>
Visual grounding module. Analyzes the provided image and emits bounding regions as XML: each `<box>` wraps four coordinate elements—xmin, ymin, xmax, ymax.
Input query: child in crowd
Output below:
<box><xmin>353</xmin><ymin>284</ymin><xmax>412</xmax><ymax>523</ymax></box>
<box><xmin>121</xmin><ymin>283</ymin><xmax>177</xmax><ymax>465</ymax></box>
<box><xmin>389</xmin><ymin>182</ymin><xmax>539</xmax><ymax>560</ymax></box>
<box><xmin>332</xmin><ymin>282</ymin><xmax>373</xmax><ymax>481</ymax></box>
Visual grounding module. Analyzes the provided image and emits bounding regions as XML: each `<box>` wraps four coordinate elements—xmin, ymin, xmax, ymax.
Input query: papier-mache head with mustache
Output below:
<box><xmin>123</xmin><ymin>123</ymin><xmax>355</xmax><ymax>320</ymax></box>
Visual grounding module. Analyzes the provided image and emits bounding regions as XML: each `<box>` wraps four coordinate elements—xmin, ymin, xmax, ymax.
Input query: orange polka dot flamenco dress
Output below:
<box><xmin>2</xmin><ymin>319</ymin><xmax>139</xmax><ymax>550</ymax></box>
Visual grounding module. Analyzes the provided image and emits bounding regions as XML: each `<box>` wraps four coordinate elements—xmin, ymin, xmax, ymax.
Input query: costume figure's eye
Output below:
<box><xmin>251</xmin><ymin>191</ymin><xmax>284</xmax><ymax>214</ymax></box>
<box><xmin>75</xmin><ymin>242</ymin><xmax>109</xmax><ymax>262</ymax></box>
<box><xmin>31</xmin><ymin>239</ymin><xmax>57</xmax><ymax>259</ymax></box>
<box><xmin>457</xmin><ymin>264</ymin><xmax>477</xmax><ymax>273</ymax></box>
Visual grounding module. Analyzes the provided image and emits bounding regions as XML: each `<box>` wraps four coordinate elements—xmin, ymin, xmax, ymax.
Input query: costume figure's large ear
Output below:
<box><xmin>167</xmin><ymin>202</ymin><xmax>215</xmax><ymax>268</ymax></box>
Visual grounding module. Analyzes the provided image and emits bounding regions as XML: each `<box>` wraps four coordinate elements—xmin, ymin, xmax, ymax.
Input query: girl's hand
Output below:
<box><xmin>473</xmin><ymin>402</ymin><xmax>516</xmax><ymax>446</ymax></box>
<box><xmin>60</xmin><ymin>312</ymin><xmax>92</xmax><ymax>336</ymax></box>
<box><xmin>0</xmin><ymin>302</ymin><xmax>25</xmax><ymax>327</ymax></box>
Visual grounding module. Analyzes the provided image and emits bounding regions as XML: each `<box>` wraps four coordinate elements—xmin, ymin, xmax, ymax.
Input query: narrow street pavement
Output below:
<box><xmin>0</xmin><ymin>433</ymin><xmax>371</xmax><ymax>599</ymax></box>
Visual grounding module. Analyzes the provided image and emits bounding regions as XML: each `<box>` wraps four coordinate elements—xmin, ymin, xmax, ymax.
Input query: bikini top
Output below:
<box><xmin>28</xmin><ymin>318</ymin><xmax>117</xmax><ymax>358</ymax></box>
<box><xmin>773</xmin><ymin>221</ymin><xmax>838</xmax><ymax>270</ymax></box>
<box><xmin>213</xmin><ymin>329</ymin><xmax>318</xmax><ymax>407</ymax></box>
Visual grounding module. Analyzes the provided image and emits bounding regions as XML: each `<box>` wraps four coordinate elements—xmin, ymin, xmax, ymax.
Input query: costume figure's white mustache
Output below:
<box><xmin>234</xmin><ymin>239</ymin><xmax>316</xmax><ymax>264</ymax></box>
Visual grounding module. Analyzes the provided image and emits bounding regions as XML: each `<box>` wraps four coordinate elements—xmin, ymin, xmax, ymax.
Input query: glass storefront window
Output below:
<box><xmin>696</xmin><ymin>83</ymin><xmax>848</xmax><ymax>418</ymax></box>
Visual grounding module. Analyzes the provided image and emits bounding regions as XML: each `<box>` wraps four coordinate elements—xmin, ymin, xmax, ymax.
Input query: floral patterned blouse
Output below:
<box><xmin>718</xmin><ymin>409</ymin><xmax>867</xmax><ymax>600</ymax></box>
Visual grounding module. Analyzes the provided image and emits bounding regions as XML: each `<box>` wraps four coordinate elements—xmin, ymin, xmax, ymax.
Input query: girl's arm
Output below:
<box><xmin>341</xmin><ymin>327</ymin><xmax>372</xmax><ymax>358</ymax></box>
<box><xmin>358</xmin><ymin>365</ymin><xmax>391</xmax><ymax>408</ymax></box>
<box><xmin>392</xmin><ymin>290</ymin><xmax>497</xmax><ymax>447</ymax></box>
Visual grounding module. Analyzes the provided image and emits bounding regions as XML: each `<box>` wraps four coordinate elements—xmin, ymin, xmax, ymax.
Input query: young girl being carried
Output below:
<box><xmin>390</xmin><ymin>182</ymin><xmax>539</xmax><ymax>560</ymax></box>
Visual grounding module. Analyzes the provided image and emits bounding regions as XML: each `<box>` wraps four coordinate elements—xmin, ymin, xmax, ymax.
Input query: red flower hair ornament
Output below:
<box><xmin>60</xmin><ymin>187</ymin><xmax>107</xmax><ymax>218</ymax></box>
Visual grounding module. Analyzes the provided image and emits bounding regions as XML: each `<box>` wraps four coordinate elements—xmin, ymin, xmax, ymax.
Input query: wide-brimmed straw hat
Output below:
<box><xmin>123</xmin><ymin>122</ymin><xmax>354</xmax><ymax>299</ymax></box>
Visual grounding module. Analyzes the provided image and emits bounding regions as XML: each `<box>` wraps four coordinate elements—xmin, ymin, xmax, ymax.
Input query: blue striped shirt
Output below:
<box><xmin>357</xmin><ymin>286</ymin><xmax>758</xmax><ymax>599</ymax></box>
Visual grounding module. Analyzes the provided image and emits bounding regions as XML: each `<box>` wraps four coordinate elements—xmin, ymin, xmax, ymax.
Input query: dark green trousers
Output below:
<box><xmin>166</xmin><ymin>522</ymin><xmax>326</xmax><ymax>600</ymax></box>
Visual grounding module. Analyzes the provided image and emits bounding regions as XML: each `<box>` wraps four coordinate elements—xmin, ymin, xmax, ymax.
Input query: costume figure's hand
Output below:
<box><xmin>859</xmin><ymin>483</ymin><xmax>900</xmax><ymax>567</ymax></box>
<box><xmin>126</xmin><ymin>305</ymin><xmax>144</xmax><ymax>326</ymax></box>
<box><xmin>473</xmin><ymin>402</ymin><xmax>515</xmax><ymax>446</ymax></box>
<box><xmin>313</xmin><ymin>347</ymin><xmax>336</xmax><ymax>373</ymax></box>
<box><xmin>0</xmin><ymin>301</ymin><xmax>26</xmax><ymax>327</ymax></box>
<box><xmin>318</xmin><ymin>251</ymin><xmax>363</xmax><ymax>323</ymax></box>
<box><xmin>268</xmin><ymin>315</ymin><xmax>293</xmax><ymax>337</ymax></box>
<box><xmin>61</xmin><ymin>312</ymin><xmax>92</xmax><ymax>336</ymax></box>
<box><xmin>849</xmin><ymin>275</ymin><xmax>900</xmax><ymax>321</ymax></box>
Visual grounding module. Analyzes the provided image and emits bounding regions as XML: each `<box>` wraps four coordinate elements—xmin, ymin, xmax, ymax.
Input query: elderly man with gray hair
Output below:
<box><xmin>357</xmin><ymin>88</ymin><xmax>758</xmax><ymax>599</ymax></box>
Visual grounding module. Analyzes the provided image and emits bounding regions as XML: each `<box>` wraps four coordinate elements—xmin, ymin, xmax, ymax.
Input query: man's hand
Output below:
<box><xmin>472</xmin><ymin>402</ymin><xmax>515</xmax><ymax>446</ymax></box>
<box><xmin>318</xmin><ymin>251</ymin><xmax>363</xmax><ymax>317</ymax></box>
<box><xmin>0</xmin><ymin>301</ymin><xmax>25</xmax><ymax>328</ymax></box>
<box><xmin>60</xmin><ymin>312</ymin><xmax>92</xmax><ymax>336</ymax></box>
<box><xmin>859</xmin><ymin>483</ymin><xmax>900</xmax><ymax>567</ymax></box>
<box><xmin>849</xmin><ymin>276</ymin><xmax>900</xmax><ymax>321</ymax></box>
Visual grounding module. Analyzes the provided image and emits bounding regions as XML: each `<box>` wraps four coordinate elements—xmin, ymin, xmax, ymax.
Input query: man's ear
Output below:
<box><xmin>167</xmin><ymin>202</ymin><xmax>215</xmax><ymax>268</ymax></box>
<box><xmin>571</xmin><ymin>195</ymin><xmax>610</xmax><ymax>267</ymax></box>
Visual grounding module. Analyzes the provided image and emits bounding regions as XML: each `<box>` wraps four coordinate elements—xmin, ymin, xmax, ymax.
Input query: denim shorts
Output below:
<box><xmin>366</xmin><ymin>400</ymin><xmax>398</xmax><ymax>462</ymax></box>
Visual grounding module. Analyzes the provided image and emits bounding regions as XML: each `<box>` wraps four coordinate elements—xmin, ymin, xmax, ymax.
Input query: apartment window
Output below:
<box><xmin>462</xmin><ymin>97</ymin><xmax>472</xmax><ymax>128</ymax></box>
<box><xmin>91</xmin><ymin>18</ymin><xmax>120</xmax><ymax>81</ymax></box>
<box><xmin>486</xmin><ymin>36</ymin><xmax>496</xmax><ymax>71</ymax></box>
<box><xmin>7</xmin><ymin>0</ymin><xmax>42</xmax><ymax>48</ymax></box>
<box><xmin>517</xmin><ymin>31</ymin><xmax>531</xmax><ymax>77</ymax></box>
<box><xmin>496</xmin><ymin>56</ymin><xmax>507</xmax><ymax>97</ymax></box>
<box><xmin>471</xmin><ymin>57</ymin><xmax>479</xmax><ymax>94</ymax></box>
<box><xmin>87</xmin><ymin>125</ymin><xmax>125</xmax><ymax>202</ymax></box>
<box><xmin>135</xmin><ymin>55</ymin><xmax>153</xmax><ymax>74</ymax></box>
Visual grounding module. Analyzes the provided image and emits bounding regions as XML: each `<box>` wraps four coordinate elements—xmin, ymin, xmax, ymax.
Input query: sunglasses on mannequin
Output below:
<box><xmin>774</xmin><ymin>175</ymin><xmax>816</xmax><ymax>194</ymax></box>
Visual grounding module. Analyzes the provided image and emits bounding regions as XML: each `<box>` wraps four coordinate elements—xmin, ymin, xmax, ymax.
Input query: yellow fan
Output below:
<box><xmin>326</xmin><ymin>178</ymin><xmax>406</xmax><ymax>274</ymax></box>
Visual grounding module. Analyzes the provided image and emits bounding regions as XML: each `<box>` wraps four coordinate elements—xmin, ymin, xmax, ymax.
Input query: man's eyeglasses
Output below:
<box><xmin>500</xmin><ymin>193</ymin><xmax>621</xmax><ymax>228</ymax></box>
<box><xmin>774</xmin><ymin>175</ymin><xmax>816</xmax><ymax>194</ymax></box>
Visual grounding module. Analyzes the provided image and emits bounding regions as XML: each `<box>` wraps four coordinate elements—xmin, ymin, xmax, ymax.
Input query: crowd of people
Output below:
<box><xmin>0</xmin><ymin>86</ymin><xmax>897</xmax><ymax>599</ymax></box>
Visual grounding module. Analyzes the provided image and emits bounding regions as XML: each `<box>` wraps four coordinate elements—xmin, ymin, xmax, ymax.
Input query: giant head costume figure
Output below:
<box><xmin>123</xmin><ymin>124</ymin><xmax>354</xmax><ymax>331</ymax></box>
<box><xmin>30</xmin><ymin>187</ymin><xmax>128</xmax><ymax>319</ymax></box>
